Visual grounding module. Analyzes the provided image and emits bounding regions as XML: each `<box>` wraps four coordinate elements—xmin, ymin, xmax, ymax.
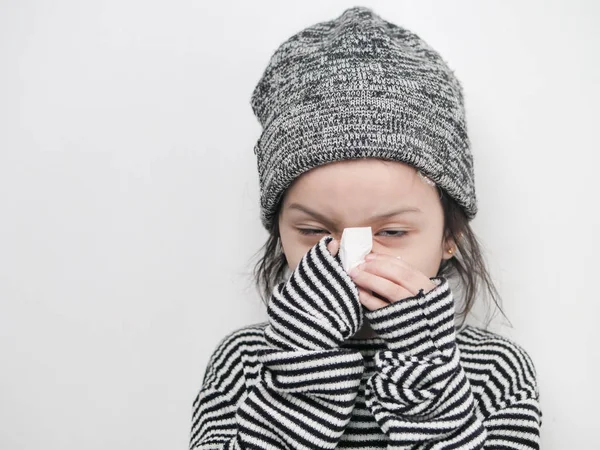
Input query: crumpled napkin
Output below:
<box><xmin>339</xmin><ymin>227</ymin><xmax>373</xmax><ymax>272</ymax></box>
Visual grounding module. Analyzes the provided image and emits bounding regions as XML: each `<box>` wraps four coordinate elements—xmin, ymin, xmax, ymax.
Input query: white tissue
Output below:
<box><xmin>339</xmin><ymin>227</ymin><xmax>373</xmax><ymax>272</ymax></box>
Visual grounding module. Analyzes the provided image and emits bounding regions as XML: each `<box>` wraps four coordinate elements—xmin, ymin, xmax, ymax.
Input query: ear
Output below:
<box><xmin>441</xmin><ymin>234</ymin><xmax>459</xmax><ymax>260</ymax></box>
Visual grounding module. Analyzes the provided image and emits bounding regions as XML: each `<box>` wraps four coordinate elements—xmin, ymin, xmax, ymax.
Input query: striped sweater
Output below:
<box><xmin>190</xmin><ymin>237</ymin><xmax>541</xmax><ymax>449</ymax></box>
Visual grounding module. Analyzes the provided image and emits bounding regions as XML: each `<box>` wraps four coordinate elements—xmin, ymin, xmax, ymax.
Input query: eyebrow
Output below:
<box><xmin>287</xmin><ymin>203</ymin><xmax>422</xmax><ymax>225</ymax></box>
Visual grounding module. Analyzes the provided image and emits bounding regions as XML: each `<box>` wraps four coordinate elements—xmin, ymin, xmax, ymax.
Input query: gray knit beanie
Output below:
<box><xmin>251</xmin><ymin>6</ymin><xmax>477</xmax><ymax>230</ymax></box>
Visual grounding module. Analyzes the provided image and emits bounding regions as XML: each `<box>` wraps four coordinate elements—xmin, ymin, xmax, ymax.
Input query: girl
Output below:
<box><xmin>190</xmin><ymin>6</ymin><xmax>541</xmax><ymax>449</ymax></box>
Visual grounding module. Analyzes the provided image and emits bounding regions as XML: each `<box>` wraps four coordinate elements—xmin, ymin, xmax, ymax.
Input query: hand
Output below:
<box><xmin>326</xmin><ymin>238</ymin><xmax>340</xmax><ymax>257</ymax></box>
<box><xmin>346</xmin><ymin>252</ymin><xmax>437</xmax><ymax>311</ymax></box>
<box><xmin>265</xmin><ymin>236</ymin><xmax>363</xmax><ymax>350</ymax></box>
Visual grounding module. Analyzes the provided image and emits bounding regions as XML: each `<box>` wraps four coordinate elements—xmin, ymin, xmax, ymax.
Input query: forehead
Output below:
<box><xmin>286</xmin><ymin>158</ymin><xmax>420</xmax><ymax>199</ymax></box>
<box><xmin>282</xmin><ymin>158</ymin><xmax>440</xmax><ymax>218</ymax></box>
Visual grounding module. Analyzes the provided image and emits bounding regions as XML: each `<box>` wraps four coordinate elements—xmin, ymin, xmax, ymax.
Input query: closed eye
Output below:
<box><xmin>298</xmin><ymin>229</ymin><xmax>407</xmax><ymax>237</ymax></box>
<box><xmin>378</xmin><ymin>230</ymin><xmax>406</xmax><ymax>237</ymax></box>
<box><xmin>298</xmin><ymin>229</ymin><xmax>327</xmax><ymax>235</ymax></box>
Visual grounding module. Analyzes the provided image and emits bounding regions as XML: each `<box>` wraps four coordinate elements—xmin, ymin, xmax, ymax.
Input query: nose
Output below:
<box><xmin>332</xmin><ymin>230</ymin><xmax>390</xmax><ymax>255</ymax></box>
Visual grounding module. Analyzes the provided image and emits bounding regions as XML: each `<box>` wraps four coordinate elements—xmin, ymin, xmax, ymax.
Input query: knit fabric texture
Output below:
<box><xmin>251</xmin><ymin>6</ymin><xmax>477</xmax><ymax>230</ymax></box>
<box><xmin>190</xmin><ymin>236</ymin><xmax>542</xmax><ymax>449</ymax></box>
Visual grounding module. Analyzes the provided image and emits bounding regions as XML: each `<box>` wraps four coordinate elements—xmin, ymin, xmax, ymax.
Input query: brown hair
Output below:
<box><xmin>250</xmin><ymin>186</ymin><xmax>506</xmax><ymax>328</ymax></box>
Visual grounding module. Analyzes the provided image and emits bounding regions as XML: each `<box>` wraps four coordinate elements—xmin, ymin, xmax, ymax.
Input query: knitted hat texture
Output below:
<box><xmin>251</xmin><ymin>6</ymin><xmax>477</xmax><ymax>230</ymax></box>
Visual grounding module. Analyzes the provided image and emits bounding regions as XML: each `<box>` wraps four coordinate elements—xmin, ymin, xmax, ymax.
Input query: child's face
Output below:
<box><xmin>278</xmin><ymin>158</ymin><xmax>455</xmax><ymax>278</ymax></box>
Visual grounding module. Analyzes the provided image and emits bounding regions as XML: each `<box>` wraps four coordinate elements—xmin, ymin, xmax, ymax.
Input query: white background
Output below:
<box><xmin>1</xmin><ymin>1</ymin><xmax>598</xmax><ymax>448</ymax></box>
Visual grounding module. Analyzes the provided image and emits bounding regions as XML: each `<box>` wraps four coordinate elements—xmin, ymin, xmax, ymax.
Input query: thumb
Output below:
<box><xmin>327</xmin><ymin>238</ymin><xmax>340</xmax><ymax>257</ymax></box>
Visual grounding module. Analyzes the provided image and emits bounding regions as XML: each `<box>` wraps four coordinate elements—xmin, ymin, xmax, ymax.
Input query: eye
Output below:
<box><xmin>377</xmin><ymin>230</ymin><xmax>407</xmax><ymax>238</ymax></box>
<box><xmin>298</xmin><ymin>228</ymin><xmax>328</xmax><ymax>236</ymax></box>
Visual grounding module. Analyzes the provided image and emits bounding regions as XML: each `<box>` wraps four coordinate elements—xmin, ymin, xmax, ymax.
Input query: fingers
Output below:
<box><xmin>364</xmin><ymin>253</ymin><xmax>436</xmax><ymax>294</ymax></box>
<box><xmin>327</xmin><ymin>238</ymin><xmax>340</xmax><ymax>257</ymax></box>
<box><xmin>349</xmin><ymin>253</ymin><xmax>436</xmax><ymax>305</ymax></box>
<box><xmin>357</xmin><ymin>287</ymin><xmax>390</xmax><ymax>311</ymax></box>
<box><xmin>350</xmin><ymin>268</ymin><xmax>414</xmax><ymax>302</ymax></box>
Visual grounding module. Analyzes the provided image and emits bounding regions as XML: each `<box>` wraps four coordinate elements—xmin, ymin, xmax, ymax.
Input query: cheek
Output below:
<box><xmin>286</xmin><ymin>249</ymin><xmax>307</xmax><ymax>272</ymax></box>
<box><xmin>411</xmin><ymin>246</ymin><xmax>445</xmax><ymax>278</ymax></box>
<box><xmin>279</xmin><ymin>230</ymin><xmax>311</xmax><ymax>271</ymax></box>
<box><xmin>373</xmin><ymin>237</ymin><xmax>443</xmax><ymax>278</ymax></box>
<box><xmin>401</xmin><ymin>252</ymin><xmax>443</xmax><ymax>278</ymax></box>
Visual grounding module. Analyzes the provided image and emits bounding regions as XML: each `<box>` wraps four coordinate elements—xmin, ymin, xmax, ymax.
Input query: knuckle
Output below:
<box><xmin>394</xmin><ymin>286</ymin><xmax>407</xmax><ymax>300</ymax></box>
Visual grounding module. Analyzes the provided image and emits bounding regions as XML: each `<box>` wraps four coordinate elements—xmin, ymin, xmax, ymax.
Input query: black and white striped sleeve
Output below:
<box><xmin>363</xmin><ymin>277</ymin><xmax>541</xmax><ymax>449</ymax></box>
<box><xmin>458</xmin><ymin>326</ymin><xmax>542</xmax><ymax>449</ymax></box>
<box><xmin>189</xmin><ymin>328</ymin><xmax>254</xmax><ymax>449</ymax></box>
<box><xmin>190</xmin><ymin>236</ymin><xmax>366</xmax><ymax>449</ymax></box>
